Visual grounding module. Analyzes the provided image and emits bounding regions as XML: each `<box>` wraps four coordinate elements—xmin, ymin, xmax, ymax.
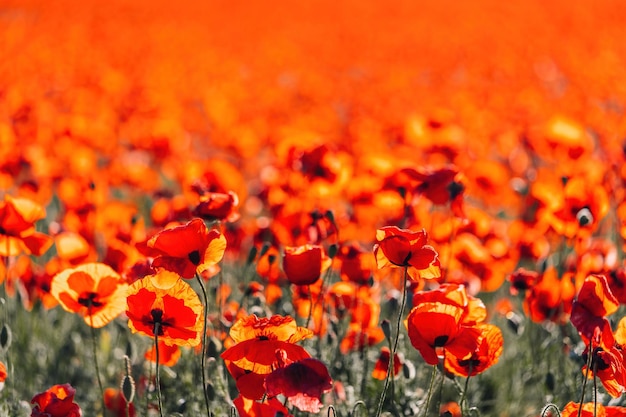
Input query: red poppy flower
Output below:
<box><xmin>233</xmin><ymin>395</ymin><xmax>293</xmax><ymax>417</ymax></box>
<box><xmin>443</xmin><ymin>323</ymin><xmax>503</xmax><ymax>377</ymax></box>
<box><xmin>571</xmin><ymin>274</ymin><xmax>619</xmax><ymax>348</ymax></box>
<box><xmin>582</xmin><ymin>345</ymin><xmax>626</xmax><ymax>398</ymax></box>
<box><xmin>31</xmin><ymin>384</ymin><xmax>81</xmax><ymax>417</ymax></box>
<box><xmin>0</xmin><ymin>195</ymin><xmax>52</xmax><ymax>257</ymax></box>
<box><xmin>104</xmin><ymin>388</ymin><xmax>136</xmax><ymax>417</ymax></box>
<box><xmin>50</xmin><ymin>263</ymin><xmax>129</xmax><ymax>328</ymax></box>
<box><xmin>221</xmin><ymin>315</ymin><xmax>313</xmax><ymax>374</ymax></box>
<box><xmin>406</xmin><ymin>299</ymin><xmax>481</xmax><ymax>365</ymax></box>
<box><xmin>193</xmin><ymin>191</ymin><xmax>240</xmax><ymax>223</ymax></box>
<box><xmin>282</xmin><ymin>244</ymin><xmax>331</xmax><ymax>286</ymax></box>
<box><xmin>0</xmin><ymin>361</ymin><xmax>6</xmax><ymax>390</ymax></box>
<box><xmin>336</xmin><ymin>242</ymin><xmax>375</xmax><ymax>284</ymax></box>
<box><xmin>523</xmin><ymin>267</ymin><xmax>575</xmax><ymax>324</ymax></box>
<box><xmin>372</xmin><ymin>347</ymin><xmax>403</xmax><ymax>380</ymax></box>
<box><xmin>126</xmin><ymin>270</ymin><xmax>204</xmax><ymax>347</ymax></box>
<box><xmin>265</xmin><ymin>356</ymin><xmax>333</xmax><ymax>413</ymax></box>
<box><xmin>340</xmin><ymin>322</ymin><xmax>386</xmax><ymax>354</ymax></box>
<box><xmin>148</xmin><ymin>218</ymin><xmax>227</xmax><ymax>279</ymax></box>
<box><xmin>145</xmin><ymin>341</ymin><xmax>181</xmax><ymax>367</ymax></box>
<box><xmin>374</xmin><ymin>226</ymin><xmax>441</xmax><ymax>280</ymax></box>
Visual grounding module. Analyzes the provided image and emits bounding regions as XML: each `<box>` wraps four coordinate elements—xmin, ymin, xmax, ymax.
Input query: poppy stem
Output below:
<box><xmin>459</xmin><ymin>371</ymin><xmax>472</xmax><ymax>417</ymax></box>
<box><xmin>153</xmin><ymin>323</ymin><xmax>164</xmax><ymax>417</ymax></box>
<box><xmin>375</xmin><ymin>266</ymin><xmax>408</xmax><ymax>417</ymax></box>
<box><xmin>423</xmin><ymin>365</ymin><xmax>438</xmax><ymax>417</ymax></box>
<box><xmin>88</xmin><ymin>305</ymin><xmax>106</xmax><ymax>415</ymax></box>
<box><xmin>195</xmin><ymin>272</ymin><xmax>212</xmax><ymax>417</ymax></box>
<box><xmin>577</xmin><ymin>339</ymin><xmax>593</xmax><ymax>417</ymax></box>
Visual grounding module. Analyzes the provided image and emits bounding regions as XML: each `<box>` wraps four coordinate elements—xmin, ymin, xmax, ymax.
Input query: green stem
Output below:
<box><xmin>577</xmin><ymin>339</ymin><xmax>593</xmax><ymax>417</ymax></box>
<box><xmin>154</xmin><ymin>323</ymin><xmax>164</xmax><ymax>417</ymax></box>
<box><xmin>196</xmin><ymin>273</ymin><xmax>212</xmax><ymax>417</ymax></box>
<box><xmin>459</xmin><ymin>363</ymin><xmax>473</xmax><ymax>416</ymax></box>
<box><xmin>423</xmin><ymin>365</ymin><xmax>438</xmax><ymax>417</ymax></box>
<box><xmin>375</xmin><ymin>267</ymin><xmax>408</xmax><ymax>417</ymax></box>
<box><xmin>88</xmin><ymin>305</ymin><xmax>105</xmax><ymax>415</ymax></box>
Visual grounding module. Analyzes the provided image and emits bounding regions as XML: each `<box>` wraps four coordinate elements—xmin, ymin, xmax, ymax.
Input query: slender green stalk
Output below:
<box><xmin>195</xmin><ymin>273</ymin><xmax>212</xmax><ymax>417</ymax></box>
<box><xmin>459</xmin><ymin>363</ymin><xmax>473</xmax><ymax>416</ymax></box>
<box><xmin>375</xmin><ymin>267</ymin><xmax>409</xmax><ymax>417</ymax></box>
<box><xmin>88</xmin><ymin>305</ymin><xmax>105</xmax><ymax>415</ymax></box>
<box><xmin>154</xmin><ymin>323</ymin><xmax>164</xmax><ymax>417</ymax></box>
<box><xmin>577</xmin><ymin>339</ymin><xmax>594</xmax><ymax>417</ymax></box>
<box><xmin>423</xmin><ymin>365</ymin><xmax>438</xmax><ymax>417</ymax></box>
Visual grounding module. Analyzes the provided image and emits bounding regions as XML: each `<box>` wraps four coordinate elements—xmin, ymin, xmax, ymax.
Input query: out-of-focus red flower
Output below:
<box><xmin>374</xmin><ymin>226</ymin><xmax>441</xmax><ymax>280</ymax></box>
<box><xmin>30</xmin><ymin>384</ymin><xmax>81</xmax><ymax>417</ymax></box>
<box><xmin>193</xmin><ymin>191</ymin><xmax>240</xmax><ymax>223</ymax></box>
<box><xmin>440</xmin><ymin>402</ymin><xmax>462</xmax><ymax>417</ymax></box>
<box><xmin>0</xmin><ymin>361</ymin><xmax>6</xmax><ymax>391</ymax></box>
<box><xmin>0</xmin><ymin>195</ymin><xmax>52</xmax><ymax>257</ymax></box>
<box><xmin>336</xmin><ymin>242</ymin><xmax>375</xmax><ymax>284</ymax></box>
<box><xmin>265</xmin><ymin>356</ymin><xmax>333</xmax><ymax>413</ymax></box>
<box><xmin>371</xmin><ymin>347</ymin><xmax>403</xmax><ymax>380</ymax></box>
<box><xmin>508</xmin><ymin>268</ymin><xmax>540</xmax><ymax>295</ymax></box>
<box><xmin>523</xmin><ymin>267</ymin><xmax>575</xmax><ymax>324</ymax></box>
<box><xmin>148</xmin><ymin>218</ymin><xmax>226</xmax><ymax>279</ymax></box>
<box><xmin>282</xmin><ymin>244</ymin><xmax>331</xmax><ymax>286</ymax></box>
<box><xmin>104</xmin><ymin>388</ymin><xmax>136</xmax><ymax>417</ymax></box>
<box><xmin>144</xmin><ymin>340</ymin><xmax>181</xmax><ymax>367</ymax></box>
<box><xmin>561</xmin><ymin>401</ymin><xmax>626</xmax><ymax>417</ymax></box>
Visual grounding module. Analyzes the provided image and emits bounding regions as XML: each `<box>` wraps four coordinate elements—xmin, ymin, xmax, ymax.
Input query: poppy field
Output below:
<box><xmin>4</xmin><ymin>0</ymin><xmax>626</xmax><ymax>416</ymax></box>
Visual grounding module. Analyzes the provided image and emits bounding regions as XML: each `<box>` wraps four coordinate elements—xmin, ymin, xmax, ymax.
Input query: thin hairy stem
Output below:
<box><xmin>195</xmin><ymin>272</ymin><xmax>212</xmax><ymax>417</ymax></box>
<box><xmin>375</xmin><ymin>267</ymin><xmax>409</xmax><ymax>417</ymax></box>
<box><xmin>154</xmin><ymin>323</ymin><xmax>164</xmax><ymax>417</ymax></box>
<box><xmin>88</xmin><ymin>305</ymin><xmax>105</xmax><ymax>415</ymax></box>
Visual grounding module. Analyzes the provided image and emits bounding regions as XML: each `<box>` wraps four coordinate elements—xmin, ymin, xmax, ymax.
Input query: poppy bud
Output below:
<box><xmin>327</xmin><ymin>243</ymin><xmax>338</xmax><ymax>259</ymax></box>
<box><xmin>283</xmin><ymin>244</ymin><xmax>328</xmax><ymax>286</ymax></box>
<box><xmin>381</xmin><ymin>320</ymin><xmax>392</xmax><ymax>341</ymax></box>
<box><xmin>246</xmin><ymin>246</ymin><xmax>258</xmax><ymax>265</ymax></box>
<box><xmin>258</xmin><ymin>241</ymin><xmax>272</xmax><ymax>258</ymax></box>
<box><xmin>0</xmin><ymin>324</ymin><xmax>12</xmax><ymax>352</ymax></box>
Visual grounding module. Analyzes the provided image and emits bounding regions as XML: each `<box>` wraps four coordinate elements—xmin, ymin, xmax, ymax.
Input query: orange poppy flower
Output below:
<box><xmin>0</xmin><ymin>195</ymin><xmax>52</xmax><ymax>257</ymax></box>
<box><xmin>374</xmin><ymin>226</ymin><xmax>441</xmax><ymax>280</ymax></box>
<box><xmin>148</xmin><ymin>218</ymin><xmax>227</xmax><ymax>279</ymax></box>
<box><xmin>31</xmin><ymin>383</ymin><xmax>81</xmax><ymax>417</ymax></box>
<box><xmin>282</xmin><ymin>244</ymin><xmax>331</xmax><ymax>286</ymax></box>
<box><xmin>439</xmin><ymin>402</ymin><xmax>462</xmax><ymax>417</ymax></box>
<box><xmin>560</xmin><ymin>402</ymin><xmax>626</xmax><ymax>417</ymax></box>
<box><xmin>340</xmin><ymin>322</ymin><xmax>386</xmax><ymax>354</ymax></box>
<box><xmin>0</xmin><ymin>360</ymin><xmax>6</xmax><ymax>390</ymax></box>
<box><xmin>192</xmin><ymin>190</ymin><xmax>240</xmax><ymax>223</ymax></box>
<box><xmin>371</xmin><ymin>347</ymin><xmax>403</xmax><ymax>380</ymax></box>
<box><xmin>221</xmin><ymin>314</ymin><xmax>313</xmax><ymax>374</ymax></box>
<box><xmin>265</xmin><ymin>356</ymin><xmax>333</xmax><ymax>413</ymax></box>
<box><xmin>145</xmin><ymin>341</ymin><xmax>181</xmax><ymax>367</ymax></box>
<box><xmin>126</xmin><ymin>270</ymin><xmax>204</xmax><ymax>347</ymax></box>
<box><xmin>571</xmin><ymin>274</ymin><xmax>619</xmax><ymax>348</ymax></box>
<box><xmin>443</xmin><ymin>323</ymin><xmax>503</xmax><ymax>377</ymax></box>
<box><xmin>336</xmin><ymin>242</ymin><xmax>375</xmax><ymax>285</ymax></box>
<box><xmin>50</xmin><ymin>263</ymin><xmax>129</xmax><ymax>328</ymax></box>
<box><xmin>104</xmin><ymin>388</ymin><xmax>136</xmax><ymax>417</ymax></box>
<box><xmin>582</xmin><ymin>344</ymin><xmax>626</xmax><ymax>398</ymax></box>
<box><xmin>406</xmin><ymin>299</ymin><xmax>481</xmax><ymax>365</ymax></box>
<box><xmin>233</xmin><ymin>395</ymin><xmax>293</xmax><ymax>417</ymax></box>
<box><xmin>523</xmin><ymin>267</ymin><xmax>575</xmax><ymax>324</ymax></box>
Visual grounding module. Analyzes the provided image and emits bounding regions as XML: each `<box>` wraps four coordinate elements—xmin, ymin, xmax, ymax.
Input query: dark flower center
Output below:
<box><xmin>434</xmin><ymin>335</ymin><xmax>449</xmax><ymax>347</ymax></box>
<box><xmin>78</xmin><ymin>292</ymin><xmax>103</xmax><ymax>308</ymax></box>
<box><xmin>188</xmin><ymin>250</ymin><xmax>201</xmax><ymax>265</ymax></box>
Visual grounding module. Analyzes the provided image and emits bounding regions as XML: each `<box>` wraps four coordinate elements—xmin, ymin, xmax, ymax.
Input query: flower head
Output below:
<box><xmin>31</xmin><ymin>384</ymin><xmax>81</xmax><ymax>417</ymax></box>
<box><xmin>126</xmin><ymin>270</ymin><xmax>203</xmax><ymax>346</ymax></box>
<box><xmin>50</xmin><ymin>263</ymin><xmax>128</xmax><ymax>328</ymax></box>
<box><xmin>148</xmin><ymin>218</ymin><xmax>226</xmax><ymax>278</ymax></box>
<box><xmin>374</xmin><ymin>226</ymin><xmax>441</xmax><ymax>280</ymax></box>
